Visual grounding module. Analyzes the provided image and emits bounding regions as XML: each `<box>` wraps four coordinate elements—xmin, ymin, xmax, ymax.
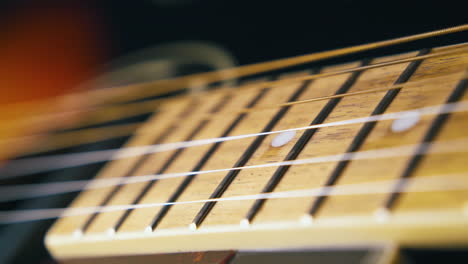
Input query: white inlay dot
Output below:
<box><xmin>106</xmin><ymin>228</ymin><xmax>116</xmax><ymax>237</ymax></box>
<box><xmin>144</xmin><ymin>226</ymin><xmax>153</xmax><ymax>234</ymax></box>
<box><xmin>391</xmin><ymin>111</ymin><xmax>420</xmax><ymax>132</ymax></box>
<box><xmin>374</xmin><ymin>208</ymin><xmax>390</xmax><ymax>223</ymax></box>
<box><xmin>189</xmin><ymin>223</ymin><xmax>198</xmax><ymax>231</ymax></box>
<box><xmin>240</xmin><ymin>218</ymin><xmax>250</xmax><ymax>228</ymax></box>
<box><xmin>463</xmin><ymin>202</ymin><xmax>468</xmax><ymax>217</ymax></box>
<box><xmin>300</xmin><ymin>214</ymin><xmax>314</xmax><ymax>225</ymax></box>
<box><xmin>72</xmin><ymin>229</ymin><xmax>83</xmax><ymax>239</ymax></box>
<box><xmin>271</xmin><ymin>130</ymin><xmax>296</xmax><ymax>147</ymax></box>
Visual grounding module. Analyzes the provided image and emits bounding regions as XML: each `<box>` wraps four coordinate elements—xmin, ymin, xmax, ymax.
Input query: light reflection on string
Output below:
<box><xmin>1</xmin><ymin>43</ymin><xmax>467</xmax><ymax>144</ymax></box>
<box><xmin>0</xmin><ymin>71</ymin><xmax>462</xmax><ymax>156</ymax></box>
<box><xmin>1</xmin><ymin>173</ymin><xmax>467</xmax><ymax>224</ymax></box>
<box><xmin>1</xmin><ymin>100</ymin><xmax>467</xmax><ymax>179</ymax></box>
<box><xmin>0</xmin><ymin>136</ymin><xmax>467</xmax><ymax>202</ymax></box>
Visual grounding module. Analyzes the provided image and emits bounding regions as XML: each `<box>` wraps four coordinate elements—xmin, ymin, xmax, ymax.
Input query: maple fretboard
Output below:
<box><xmin>46</xmin><ymin>43</ymin><xmax>468</xmax><ymax>259</ymax></box>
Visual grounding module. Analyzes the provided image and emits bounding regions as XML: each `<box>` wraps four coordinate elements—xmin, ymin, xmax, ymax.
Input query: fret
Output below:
<box><xmin>210</xmin><ymin>94</ymin><xmax>234</xmax><ymax>114</ymax></box>
<box><xmin>112</xmin><ymin>94</ymin><xmax>233</xmax><ymax>232</ymax></box>
<box><xmin>79</xmin><ymin>100</ymin><xmax>198</xmax><ymax>234</ymax></box>
<box><xmin>146</xmin><ymin>89</ymin><xmax>268</xmax><ymax>230</ymax></box>
<box><xmin>80</xmin><ymin>93</ymin><xmax>227</xmax><ymax>235</ymax></box>
<box><xmin>200</xmin><ymin>62</ymin><xmax>360</xmax><ymax>226</ymax></box>
<box><xmin>112</xmin><ymin>119</ymin><xmax>210</xmax><ymax>232</ymax></box>
<box><xmin>116</xmin><ymin>84</ymin><xmax>271</xmax><ymax>232</ymax></box>
<box><xmin>243</xmin><ymin>61</ymin><xmax>369</xmax><ymax>224</ymax></box>
<box><xmin>43</xmin><ymin>43</ymin><xmax>468</xmax><ymax>259</ymax></box>
<box><xmin>46</xmin><ymin>98</ymin><xmax>195</xmax><ymax>236</ymax></box>
<box><xmin>45</xmin><ymin>44</ymin><xmax>468</xmax><ymax>258</ymax></box>
<box><xmin>315</xmin><ymin>45</ymin><xmax>468</xmax><ymax>219</ymax></box>
<box><xmin>306</xmin><ymin>49</ymin><xmax>429</xmax><ymax>217</ymax></box>
<box><xmin>384</xmin><ymin>77</ymin><xmax>468</xmax><ymax>210</ymax></box>
<box><xmin>392</xmin><ymin>95</ymin><xmax>468</xmax><ymax>212</ymax></box>
<box><xmin>249</xmin><ymin>51</ymin><xmax>420</xmax><ymax>224</ymax></box>
<box><xmin>191</xmin><ymin>72</ymin><xmax>317</xmax><ymax>228</ymax></box>
<box><xmin>146</xmin><ymin>73</ymin><xmax>313</xmax><ymax>230</ymax></box>
<box><xmin>149</xmin><ymin>79</ymin><xmax>291</xmax><ymax>230</ymax></box>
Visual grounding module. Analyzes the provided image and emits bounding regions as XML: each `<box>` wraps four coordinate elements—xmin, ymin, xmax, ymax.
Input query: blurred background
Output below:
<box><xmin>0</xmin><ymin>0</ymin><xmax>466</xmax><ymax>263</ymax></box>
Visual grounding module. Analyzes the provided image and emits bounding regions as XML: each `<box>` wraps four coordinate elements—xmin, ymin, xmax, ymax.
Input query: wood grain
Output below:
<box><xmin>46</xmin><ymin>44</ymin><xmax>468</xmax><ymax>259</ymax></box>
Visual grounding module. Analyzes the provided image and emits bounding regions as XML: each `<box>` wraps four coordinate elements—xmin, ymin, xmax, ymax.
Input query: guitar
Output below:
<box><xmin>1</xmin><ymin>25</ymin><xmax>468</xmax><ymax>263</ymax></box>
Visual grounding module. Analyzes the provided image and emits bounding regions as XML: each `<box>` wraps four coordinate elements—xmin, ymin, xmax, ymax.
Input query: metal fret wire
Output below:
<box><xmin>383</xmin><ymin>73</ymin><xmax>468</xmax><ymax>210</ymax></box>
<box><xmin>78</xmin><ymin>98</ymin><xmax>202</xmax><ymax>233</ymax></box>
<box><xmin>145</xmin><ymin>85</ymin><xmax>272</xmax><ymax>231</ymax></box>
<box><xmin>241</xmin><ymin>59</ymin><xmax>369</xmax><ymax>225</ymax></box>
<box><xmin>113</xmin><ymin>92</ymin><xmax>240</xmax><ymax>231</ymax></box>
<box><xmin>302</xmin><ymin>48</ymin><xmax>428</xmax><ymax>220</ymax></box>
<box><xmin>189</xmin><ymin>70</ymin><xmax>321</xmax><ymax>230</ymax></box>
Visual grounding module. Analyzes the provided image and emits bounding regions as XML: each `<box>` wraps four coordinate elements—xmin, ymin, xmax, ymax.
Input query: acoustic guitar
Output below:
<box><xmin>1</xmin><ymin>25</ymin><xmax>468</xmax><ymax>263</ymax></box>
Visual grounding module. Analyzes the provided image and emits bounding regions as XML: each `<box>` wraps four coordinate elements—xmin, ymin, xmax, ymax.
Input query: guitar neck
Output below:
<box><xmin>46</xmin><ymin>43</ymin><xmax>468</xmax><ymax>259</ymax></box>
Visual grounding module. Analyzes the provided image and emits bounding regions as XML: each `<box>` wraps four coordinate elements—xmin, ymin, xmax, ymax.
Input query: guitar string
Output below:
<box><xmin>1</xmin><ymin>172</ymin><xmax>467</xmax><ymax>225</ymax></box>
<box><xmin>1</xmin><ymin>133</ymin><xmax>467</xmax><ymax>202</ymax></box>
<box><xmin>0</xmin><ymin>24</ymin><xmax>466</xmax><ymax>234</ymax></box>
<box><xmin>1</xmin><ymin>99</ymin><xmax>467</xmax><ymax>179</ymax></box>
<box><xmin>0</xmin><ymin>122</ymin><xmax>143</xmax><ymax>156</ymax></box>
<box><xmin>79</xmin><ymin>24</ymin><xmax>468</xmax><ymax>105</ymax></box>
<box><xmin>3</xmin><ymin>34</ymin><xmax>468</xmax><ymax>140</ymax></box>
<box><xmin>2</xmin><ymin>46</ymin><xmax>464</xmax><ymax>148</ymax></box>
<box><xmin>4</xmin><ymin>24</ymin><xmax>465</xmax><ymax>114</ymax></box>
<box><xmin>240</xmin><ymin>71</ymin><xmax>465</xmax><ymax>112</ymax></box>
<box><xmin>1</xmin><ymin>70</ymin><xmax>463</xmax><ymax>156</ymax></box>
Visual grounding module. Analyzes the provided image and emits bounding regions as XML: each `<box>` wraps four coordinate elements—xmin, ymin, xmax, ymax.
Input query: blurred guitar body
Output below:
<box><xmin>0</xmin><ymin>0</ymin><xmax>108</xmax><ymax>160</ymax></box>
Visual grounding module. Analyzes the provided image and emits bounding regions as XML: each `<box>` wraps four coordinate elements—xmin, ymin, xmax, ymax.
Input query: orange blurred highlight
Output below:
<box><xmin>0</xmin><ymin>1</ymin><xmax>109</xmax><ymax>160</ymax></box>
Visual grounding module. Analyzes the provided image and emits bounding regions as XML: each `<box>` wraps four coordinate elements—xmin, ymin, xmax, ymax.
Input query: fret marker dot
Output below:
<box><xmin>300</xmin><ymin>214</ymin><xmax>314</xmax><ymax>225</ymax></box>
<box><xmin>463</xmin><ymin>202</ymin><xmax>468</xmax><ymax>217</ymax></box>
<box><xmin>144</xmin><ymin>226</ymin><xmax>153</xmax><ymax>234</ymax></box>
<box><xmin>189</xmin><ymin>223</ymin><xmax>198</xmax><ymax>231</ymax></box>
<box><xmin>72</xmin><ymin>229</ymin><xmax>83</xmax><ymax>238</ymax></box>
<box><xmin>240</xmin><ymin>218</ymin><xmax>250</xmax><ymax>228</ymax></box>
<box><xmin>106</xmin><ymin>228</ymin><xmax>116</xmax><ymax>237</ymax></box>
<box><xmin>391</xmin><ymin>111</ymin><xmax>420</xmax><ymax>133</ymax></box>
<box><xmin>374</xmin><ymin>208</ymin><xmax>390</xmax><ymax>223</ymax></box>
<box><xmin>271</xmin><ymin>131</ymin><xmax>296</xmax><ymax>147</ymax></box>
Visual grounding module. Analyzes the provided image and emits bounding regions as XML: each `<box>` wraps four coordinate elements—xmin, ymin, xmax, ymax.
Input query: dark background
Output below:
<box><xmin>2</xmin><ymin>0</ymin><xmax>466</xmax><ymax>66</ymax></box>
<box><xmin>95</xmin><ymin>0</ymin><xmax>466</xmax><ymax>65</ymax></box>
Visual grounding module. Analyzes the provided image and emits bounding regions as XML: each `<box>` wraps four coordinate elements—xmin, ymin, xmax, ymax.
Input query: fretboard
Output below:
<box><xmin>46</xmin><ymin>43</ymin><xmax>468</xmax><ymax>259</ymax></box>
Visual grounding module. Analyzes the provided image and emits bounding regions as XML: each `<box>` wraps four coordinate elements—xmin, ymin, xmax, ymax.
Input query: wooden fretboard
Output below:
<box><xmin>46</xmin><ymin>43</ymin><xmax>468</xmax><ymax>259</ymax></box>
